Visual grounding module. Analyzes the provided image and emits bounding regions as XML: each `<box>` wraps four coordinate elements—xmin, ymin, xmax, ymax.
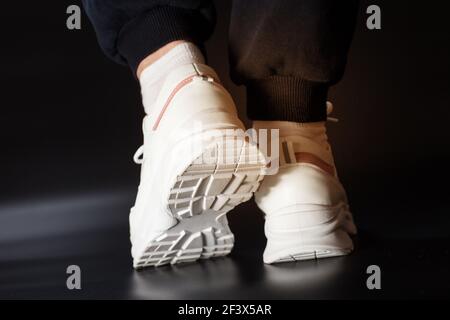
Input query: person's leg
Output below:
<box><xmin>82</xmin><ymin>0</ymin><xmax>215</xmax><ymax>74</ymax></box>
<box><xmin>83</xmin><ymin>0</ymin><xmax>267</xmax><ymax>269</ymax></box>
<box><xmin>229</xmin><ymin>0</ymin><xmax>359</xmax><ymax>264</ymax></box>
<box><xmin>82</xmin><ymin>1</ymin><xmax>213</xmax><ymax>112</ymax></box>
<box><xmin>229</xmin><ymin>0</ymin><xmax>359</xmax><ymax>122</ymax></box>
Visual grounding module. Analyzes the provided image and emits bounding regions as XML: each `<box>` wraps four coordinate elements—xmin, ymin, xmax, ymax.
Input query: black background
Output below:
<box><xmin>0</xmin><ymin>0</ymin><xmax>449</xmax><ymax>299</ymax></box>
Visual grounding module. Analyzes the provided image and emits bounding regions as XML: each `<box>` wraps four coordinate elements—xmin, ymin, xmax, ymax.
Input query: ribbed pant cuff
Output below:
<box><xmin>118</xmin><ymin>6</ymin><xmax>211</xmax><ymax>74</ymax></box>
<box><xmin>246</xmin><ymin>76</ymin><xmax>329</xmax><ymax>123</ymax></box>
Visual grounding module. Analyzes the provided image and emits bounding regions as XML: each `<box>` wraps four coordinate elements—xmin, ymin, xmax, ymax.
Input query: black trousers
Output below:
<box><xmin>82</xmin><ymin>0</ymin><xmax>359</xmax><ymax>122</ymax></box>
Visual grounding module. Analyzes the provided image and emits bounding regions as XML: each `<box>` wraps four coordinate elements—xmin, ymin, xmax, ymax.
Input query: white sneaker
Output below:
<box><xmin>254</xmin><ymin>105</ymin><xmax>357</xmax><ymax>264</ymax></box>
<box><xmin>130</xmin><ymin>63</ymin><xmax>267</xmax><ymax>269</ymax></box>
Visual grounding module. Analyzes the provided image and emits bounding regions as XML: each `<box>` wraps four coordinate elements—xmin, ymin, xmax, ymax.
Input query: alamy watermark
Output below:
<box><xmin>366</xmin><ymin>5</ymin><xmax>381</xmax><ymax>30</ymax></box>
<box><xmin>66</xmin><ymin>4</ymin><xmax>382</xmax><ymax>32</ymax></box>
<box><xmin>366</xmin><ymin>265</ymin><xmax>381</xmax><ymax>290</ymax></box>
<box><xmin>66</xmin><ymin>265</ymin><xmax>81</xmax><ymax>290</ymax></box>
<box><xmin>66</xmin><ymin>5</ymin><xmax>81</xmax><ymax>30</ymax></box>
<box><xmin>165</xmin><ymin>122</ymin><xmax>280</xmax><ymax>176</ymax></box>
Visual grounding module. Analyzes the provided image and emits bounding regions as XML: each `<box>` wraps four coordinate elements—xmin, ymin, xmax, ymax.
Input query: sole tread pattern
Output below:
<box><xmin>136</xmin><ymin>136</ymin><xmax>266</xmax><ymax>269</ymax></box>
<box><xmin>168</xmin><ymin>137</ymin><xmax>265</xmax><ymax>219</ymax></box>
<box><xmin>135</xmin><ymin>227</ymin><xmax>234</xmax><ymax>269</ymax></box>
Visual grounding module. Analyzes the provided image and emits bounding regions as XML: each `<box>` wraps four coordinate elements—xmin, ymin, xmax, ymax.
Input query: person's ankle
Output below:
<box><xmin>138</xmin><ymin>41</ymin><xmax>205</xmax><ymax>114</ymax></box>
<box><xmin>137</xmin><ymin>40</ymin><xmax>189</xmax><ymax>78</ymax></box>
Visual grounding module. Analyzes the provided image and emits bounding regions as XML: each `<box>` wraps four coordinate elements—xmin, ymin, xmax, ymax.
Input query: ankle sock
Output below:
<box><xmin>139</xmin><ymin>42</ymin><xmax>205</xmax><ymax>114</ymax></box>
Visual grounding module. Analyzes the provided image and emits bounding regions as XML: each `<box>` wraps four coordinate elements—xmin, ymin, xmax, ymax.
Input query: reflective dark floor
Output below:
<box><xmin>1</xmin><ymin>0</ymin><xmax>450</xmax><ymax>300</ymax></box>
<box><xmin>1</xmin><ymin>186</ymin><xmax>449</xmax><ymax>299</ymax></box>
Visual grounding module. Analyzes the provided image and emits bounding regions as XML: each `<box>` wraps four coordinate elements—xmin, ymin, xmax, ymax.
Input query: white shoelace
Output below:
<box><xmin>326</xmin><ymin>102</ymin><xmax>339</xmax><ymax>122</ymax></box>
<box><xmin>133</xmin><ymin>146</ymin><xmax>144</xmax><ymax>165</ymax></box>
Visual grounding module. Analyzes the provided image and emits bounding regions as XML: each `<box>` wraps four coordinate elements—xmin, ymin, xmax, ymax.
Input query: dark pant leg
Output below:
<box><xmin>229</xmin><ymin>0</ymin><xmax>359</xmax><ymax>122</ymax></box>
<box><xmin>82</xmin><ymin>0</ymin><xmax>216</xmax><ymax>73</ymax></box>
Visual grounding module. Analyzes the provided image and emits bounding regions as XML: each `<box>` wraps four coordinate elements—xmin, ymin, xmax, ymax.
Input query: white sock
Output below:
<box><xmin>139</xmin><ymin>42</ymin><xmax>205</xmax><ymax>114</ymax></box>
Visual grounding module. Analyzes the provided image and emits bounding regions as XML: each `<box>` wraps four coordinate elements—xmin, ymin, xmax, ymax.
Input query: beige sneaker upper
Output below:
<box><xmin>130</xmin><ymin>63</ymin><xmax>245</xmax><ymax>261</ymax></box>
<box><xmin>253</xmin><ymin>111</ymin><xmax>357</xmax><ymax>264</ymax></box>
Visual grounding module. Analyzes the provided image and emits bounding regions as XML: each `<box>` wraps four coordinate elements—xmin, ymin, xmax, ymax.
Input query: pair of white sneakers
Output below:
<box><xmin>129</xmin><ymin>62</ymin><xmax>356</xmax><ymax>269</ymax></box>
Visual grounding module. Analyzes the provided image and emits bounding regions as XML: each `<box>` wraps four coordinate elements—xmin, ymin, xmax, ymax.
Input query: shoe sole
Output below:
<box><xmin>135</xmin><ymin>136</ymin><xmax>266</xmax><ymax>269</ymax></box>
<box><xmin>264</xmin><ymin>210</ymin><xmax>356</xmax><ymax>264</ymax></box>
<box><xmin>270</xmin><ymin>248</ymin><xmax>353</xmax><ymax>264</ymax></box>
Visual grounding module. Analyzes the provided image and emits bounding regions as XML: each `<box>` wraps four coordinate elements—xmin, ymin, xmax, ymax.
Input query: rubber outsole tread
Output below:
<box><xmin>135</xmin><ymin>136</ymin><xmax>266</xmax><ymax>269</ymax></box>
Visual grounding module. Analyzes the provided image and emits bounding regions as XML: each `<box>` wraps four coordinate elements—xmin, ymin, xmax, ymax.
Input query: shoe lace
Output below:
<box><xmin>133</xmin><ymin>145</ymin><xmax>144</xmax><ymax>164</ymax></box>
<box><xmin>326</xmin><ymin>102</ymin><xmax>339</xmax><ymax>122</ymax></box>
